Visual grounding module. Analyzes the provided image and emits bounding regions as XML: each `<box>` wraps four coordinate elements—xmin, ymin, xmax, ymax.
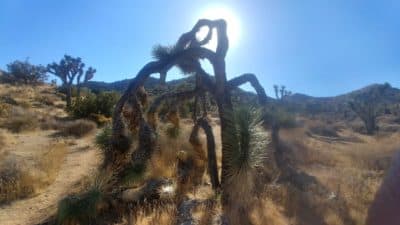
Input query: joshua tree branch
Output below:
<box><xmin>228</xmin><ymin>73</ymin><xmax>268</xmax><ymax>104</ymax></box>
<box><xmin>190</xmin><ymin>117</ymin><xmax>219</xmax><ymax>190</ymax></box>
<box><xmin>112</xmin><ymin>47</ymin><xmax>218</xmax><ymax>149</ymax></box>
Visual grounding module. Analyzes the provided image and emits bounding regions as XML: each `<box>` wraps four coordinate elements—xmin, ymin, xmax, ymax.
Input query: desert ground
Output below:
<box><xmin>0</xmin><ymin>82</ymin><xmax>399</xmax><ymax>225</ymax></box>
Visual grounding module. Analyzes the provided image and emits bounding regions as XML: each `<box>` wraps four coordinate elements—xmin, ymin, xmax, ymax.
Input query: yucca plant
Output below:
<box><xmin>57</xmin><ymin>185</ymin><xmax>104</xmax><ymax>225</ymax></box>
<box><xmin>121</xmin><ymin>163</ymin><xmax>147</xmax><ymax>185</ymax></box>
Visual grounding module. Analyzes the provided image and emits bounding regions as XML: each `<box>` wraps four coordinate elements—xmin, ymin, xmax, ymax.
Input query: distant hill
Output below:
<box><xmin>82</xmin><ymin>77</ymin><xmax>400</xmax><ymax>116</ymax></box>
<box><xmin>83</xmin><ymin>76</ymin><xmax>196</xmax><ymax>94</ymax></box>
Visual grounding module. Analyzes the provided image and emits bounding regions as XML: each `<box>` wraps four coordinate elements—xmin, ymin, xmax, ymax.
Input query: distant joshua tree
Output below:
<box><xmin>273</xmin><ymin>84</ymin><xmax>292</xmax><ymax>100</ymax></box>
<box><xmin>349</xmin><ymin>83</ymin><xmax>390</xmax><ymax>135</ymax></box>
<box><xmin>47</xmin><ymin>55</ymin><xmax>96</xmax><ymax>107</ymax></box>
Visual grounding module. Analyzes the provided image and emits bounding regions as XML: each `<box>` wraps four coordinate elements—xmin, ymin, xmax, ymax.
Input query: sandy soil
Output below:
<box><xmin>0</xmin><ymin>132</ymin><xmax>102</xmax><ymax>225</ymax></box>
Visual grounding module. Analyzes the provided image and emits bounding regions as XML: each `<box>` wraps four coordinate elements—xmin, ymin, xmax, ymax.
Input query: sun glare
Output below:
<box><xmin>196</xmin><ymin>5</ymin><xmax>241</xmax><ymax>49</ymax></box>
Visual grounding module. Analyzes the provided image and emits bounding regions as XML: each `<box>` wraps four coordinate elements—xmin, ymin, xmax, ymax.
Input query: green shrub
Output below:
<box><xmin>95</xmin><ymin>92</ymin><xmax>120</xmax><ymax>117</ymax></box>
<box><xmin>121</xmin><ymin>163</ymin><xmax>146</xmax><ymax>185</ymax></box>
<box><xmin>69</xmin><ymin>94</ymin><xmax>97</xmax><ymax>118</ymax></box>
<box><xmin>263</xmin><ymin>106</ymin><xmax>296</xmax><ymax>129</ymax></box>
<box><xmin>165</xmin><ymin>126</ymin><xmax>180</xmax><ymax>139</ymax></box>
<box><xmin>95</xmin><ymin>125</ymin><xmax>112</xmax><ymax>151</ymax></box>
<box><xmin>69</xmin><ymin>91</ymin><xmax>120</xmax><ymax>119</ymax></box>
<box><xmin>57</xmin><ymin>187</ymin><xmax>103</xmax><ymax>225</ymax></box>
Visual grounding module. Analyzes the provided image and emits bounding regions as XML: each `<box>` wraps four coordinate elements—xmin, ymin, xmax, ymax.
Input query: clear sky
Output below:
<box><xmin>0</xmin><ymin>0</ymin><xmax>399</xmax><ymax>97</ymax></box>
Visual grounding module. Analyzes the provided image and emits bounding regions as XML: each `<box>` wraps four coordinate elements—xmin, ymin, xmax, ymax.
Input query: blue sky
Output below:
<box><xmin>0</xmin><ymin>0</ymin><xmax>399</xmax><ymax>97</ymax></box>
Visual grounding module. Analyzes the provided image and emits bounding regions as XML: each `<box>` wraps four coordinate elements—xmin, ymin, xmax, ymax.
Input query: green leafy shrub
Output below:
<box><xmin>69</xmin><ymin>94</ymin><xmax>97</xmax><ymax>118</ymax></box>
<box><xmin>95</xmin><ymin>92</ymin><xmax>120</xmax><ymax>117</ymax></box>
<box><xmin>69</xmin><ymin>92</ymin><xmax>120</xmax><ymax>119</ymax></box>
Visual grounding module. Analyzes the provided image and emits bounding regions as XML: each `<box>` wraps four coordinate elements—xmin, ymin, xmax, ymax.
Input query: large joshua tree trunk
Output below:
<box><xmin>65</xmin><ymin>85</ymin><xmax>72</xmax><ymax>108</ymax></box>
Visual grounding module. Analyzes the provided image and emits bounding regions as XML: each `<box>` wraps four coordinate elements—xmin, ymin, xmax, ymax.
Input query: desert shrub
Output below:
<box><xmin>121</xmin><ymin>163</ymin><xmax>147</xmax><ymax>185</ymax></box>
<box><xmin>179</xmin><ymin>101</ymin><xmax>192</xmax><ymax>118</ymax></box>
<box><xmin>16</xmin><ymin>100</ymin><xmax>32</xmax><ymax>109</ymax></box>
<box><xmin>0</xmin><ymin>103</ymin><xmax>11</xmax><ymax>117</ymax></box>
<box><xmin>263</xmin><ymin>106</ymin><xmax>296</xmax><ymax>129</ymax></box>
<box><xmin>0</xmin><ymin>130</ymin><xmax>5</xmax><ymax>148</ymax></box>
<box><xmin>0</xmin><ymin>158</ymin><xmax>34</xmax><ymax>204</ymax></box>
<box><xmin>60</xmin><ymin>120</ymin><xmax>97</xmax><ymax>137</ymax></box>
<box><xmin>165</xmin><ymin>126</ymin><xmax>180</xmax><ymax>139</ymax></box>
<box><xmin>89</xmin><ymin>113</ymin><xmax>111</xmax><ymax>126</ymax></box>
<box><xmin>39</xmin><ymin>117</ymin><xmax>64</xmax><ymax>130</ymax></box>
<box><xmin>1</xmin><ymin>107</ymin><xmax>38</xmax><ymax>133</ymax></box>
<box><xmin>57</xmin><ymin>186</ymin><xmax>104</xmax><ymax>225</ymax></box>
<box><xmin>308</xmin><ymin>124</ymin><xmax>339</xmax><ymax>137</ymax></box>
<box><xmin>36</xmin><ymin>94</ymin><xmax>57</xmax><ymax>106</ymax></box>
<box><xmin>95</xmin><ymin>91</ymin><xmax>120</xmax><ymax>116</ymax></box>
<box><xmin>379</xmin><ymin>124</ymin><xmax>400</xmax><ymax>133</ymax></box>
<box><xmin>69</xmin><ymin>91</ymin><xmax>120</xmax><ymax>119</ymax></box>
<box><xmin>0</xmin><ymin>95</ymin><xmax>18</xmax><ymax>105</ymax></box>
<box><xmin>0</xmin><ymin>143</ymin><xmax>67</xmax><ymax>204</ymax></box>
<box><xmin>350</xmin><ymin>120</ymin><xmax>367</xmax><ymax>134</ymax></box>
<box><xmin>95</xmin><ymin>125</ymin><xmax>112</xmax><ymax>152</ymax></box>
<box><xmin>69</xmin><ymin>94</ymin><xmax>97</xmax><ymax>118</ymax></box>
<box><xmin>4</xmin><ymin>60</ymin><xmax>47</xmax><ymax>85</ymax></box>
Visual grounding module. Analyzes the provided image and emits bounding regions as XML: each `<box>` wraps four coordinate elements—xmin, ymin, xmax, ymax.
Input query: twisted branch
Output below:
<box><xmin>228</xmin><ymin>73</ymin><xmax>268</xmax><ymax>104</ymax></box>
<box><xmin>190</xmin><ymin>117</ymin><xmax>220</xmax><ymax>190</ymax></box>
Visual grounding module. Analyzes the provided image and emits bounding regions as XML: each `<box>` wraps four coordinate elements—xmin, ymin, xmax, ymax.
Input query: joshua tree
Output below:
<box><xmin>77</xmin><ymin>66</ymin><xmax>96</xmax><ymax>97</ymax></box>
<box><xmin>273</xmin><ymin>84</ymin><xmax>279</xmax><ymax>99</ymax></box>
<box><xmin>47</xmin><ymin>55</ymin><xmax>95</xmax><ymax>107</ymax></box>
<box><xmin>273</xmin><ymin>84</ymin><xmax>292</xmax><ymax>100</ymax></box>
<box><xmin>349</xmin><ymin>84</ymin><xmax>389</xmax><ymax>135</ymax></box>
<box><xmin>280</xmin><ymin>85</ymin><xmax>286</xmax><ymax>99</ymax></box>
<box><xmin>108</xmin><ymin>19</ymin><xmax>268</xmax><ymax>224</ymax></box>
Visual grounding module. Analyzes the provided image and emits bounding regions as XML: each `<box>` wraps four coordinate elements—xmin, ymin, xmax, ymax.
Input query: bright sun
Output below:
<box><xmin>197</xmin><ymin>5</ymin><xmax>241</xmax><ymax>49</ymax></box>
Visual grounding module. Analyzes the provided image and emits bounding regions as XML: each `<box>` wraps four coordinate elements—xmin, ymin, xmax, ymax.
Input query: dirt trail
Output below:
<box><xmin>0</xmin><ymin>134</ymin><xmax>102</xmax><ymax>225</ymax></box>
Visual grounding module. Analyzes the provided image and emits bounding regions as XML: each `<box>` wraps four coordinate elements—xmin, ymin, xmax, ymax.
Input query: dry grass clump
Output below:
<box><xmin>0</xmin><ymin>106</ymin><xmax>38</xmax><ymax>133</ymax></box>
<box><xmin>0</xmin><ymin>157</ymin><xmax>35</xmax><ymax>204</ymax></box>
<box><xmin>128</xmin><ymin>203</ymin><xmax>177</xmax><ymax>225</ymax></box>
<box><xmin>278</xmin><ymin>123</ymin><xmax>400</xmax><ymax>225</ymax></box>
<box><xmin>147</xmin><ymin>124</ymin><xmax>196</xmax><ymax>180</ymax></box>
<box><xmin>0</xmin><ymin>143</ymin><xmax>67</xmax><ymax>204</ymax></box>
<box><xmin>59</xmin><ymin>119</ymin><xmax>97</xmax><ymax>137</ymax></box>
<box><xmin>308</xmin><ymin>122</ymin><xmax>340</xmax><ymax>137</ymax></box>
<box><xmin>0</xmin><ymin>129</ymin><xmax>6</xmax><ymax>148</ymax></box>
<box><xmin>34</xmin><ymin>93</ymin><xmax>59</xmax><ymax>106</ymax></box>
<box><xmin>0</xmin><ymin>102</ymin><xmax>11</xmax><ymax>117</ymax></box>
